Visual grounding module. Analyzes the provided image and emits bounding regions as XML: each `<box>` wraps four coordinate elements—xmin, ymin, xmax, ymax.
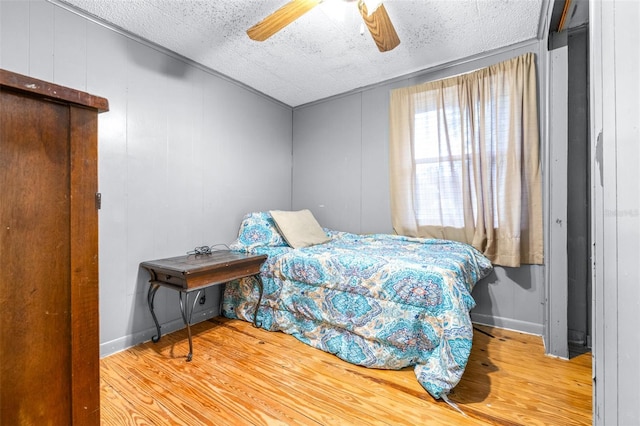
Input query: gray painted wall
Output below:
<box><xmin>0</xmin><ymin>0</ymin><xmax>293</xmax><ymax>356</ymax></box>
<box><xmin>590</xmin><ymin>1</ymin><xmax>640</xmax><ymax>423</ymax></box>
<box><xmin>292</xmin><ymin>42</ymin><xmax>548</xmax><ymax>336</ymax></box>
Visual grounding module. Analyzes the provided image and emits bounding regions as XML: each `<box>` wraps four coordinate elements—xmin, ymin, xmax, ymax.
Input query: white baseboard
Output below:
<box><xmin>100</xmin><ymin>308</ymin><xmax>218</xmax><ymax>358</ymax></box>
<box><xmin>101</xmin><ymin>310</ymin><xmax>544</xmax><ymax>358</ymax></box>
<box><xmin>471</xmin><ymin>312</ymin><xmax>544</xmax><ymax>336</ymax></box>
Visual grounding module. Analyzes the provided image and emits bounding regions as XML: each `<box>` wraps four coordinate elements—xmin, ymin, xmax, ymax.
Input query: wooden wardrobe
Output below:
<box><xmin>0</xmin><ymin>69</ymin><xmax>108</xmax><ymax>425</ymax></box>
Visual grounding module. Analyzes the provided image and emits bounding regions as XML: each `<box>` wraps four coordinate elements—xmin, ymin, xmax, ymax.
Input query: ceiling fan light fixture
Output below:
<box><xmin>247</xmin><ymin>0</ymin><xmax>399</xmax><ymax>52</ymax></box>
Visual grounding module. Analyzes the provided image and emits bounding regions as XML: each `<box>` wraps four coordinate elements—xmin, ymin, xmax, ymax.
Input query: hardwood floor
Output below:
<box><xmin>100</xmin><ymin>318</ymin><xmax>592</xmax><ymax>425</ymax></box>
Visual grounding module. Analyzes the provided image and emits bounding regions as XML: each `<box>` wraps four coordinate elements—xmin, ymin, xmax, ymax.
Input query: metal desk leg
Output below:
<box><xmin>178</xmin><ymin>290</ymin><xmax>201</xmax><ymax>362</ymax></box>
<box><xmin>252</xmin><ymin>275</ymin><xmax>264</xmax><ymax>328</ymax></box>
<box><xmin>147</xmin><ymin>283</ymin><xmax>162</xmax><ymax>343</ymax></box>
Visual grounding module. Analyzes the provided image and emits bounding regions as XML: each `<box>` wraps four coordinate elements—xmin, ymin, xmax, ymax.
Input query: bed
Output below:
<box><xmin>222</xmin><ymin>211</ymin><xmax>493</xmax><ymax>399</ymax></box>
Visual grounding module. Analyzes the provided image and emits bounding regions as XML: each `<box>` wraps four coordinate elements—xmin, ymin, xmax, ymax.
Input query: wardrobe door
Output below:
<box><xmin>0</xmin><ymin>68</ymin><xmax>104</xmax><ymax>425</ymax></box>
<box><xmin>0</xmin><ymin>90</ymin><xmax>74</xmax><ymax>424</ymax></box>
<box><xmin>69</xmin><ymin>104</ymin><xmax>100</xmax><ymax>426</ymax></box>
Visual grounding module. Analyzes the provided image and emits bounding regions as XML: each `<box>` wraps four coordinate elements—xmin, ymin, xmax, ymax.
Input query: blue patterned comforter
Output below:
<box><xmin>222</xmin><ymin>213</ymin><xmax>493</xmax><ymax>399</ymax></box>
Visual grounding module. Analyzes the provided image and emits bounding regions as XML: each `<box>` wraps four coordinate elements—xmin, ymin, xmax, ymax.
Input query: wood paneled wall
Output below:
<box><xmin>0</xmin><ymin>0</ymin><xmax>294</xmax><ymax>356</ymax></box>
<box><xmin>291</xmin><ymin>41</ymin><xmax>547</xmax><ymax>337</ymax></box>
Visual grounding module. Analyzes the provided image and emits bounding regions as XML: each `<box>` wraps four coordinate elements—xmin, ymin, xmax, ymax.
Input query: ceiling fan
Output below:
<box><xmin>247</xmin><ymin>0</ymin><xmax>400</xmax><ymax>52</ymax></box>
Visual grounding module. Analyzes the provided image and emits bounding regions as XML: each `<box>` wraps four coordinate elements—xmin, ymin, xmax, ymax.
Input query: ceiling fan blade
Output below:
<box><xmin>247</xmin><ymin>0</ymin><xmax>322</xmax><ymax>42</ymax></box>
<box><xmin>358</xmin><ymin>1</ymin><xmax>400</xmax><ymax>52</ymax></box>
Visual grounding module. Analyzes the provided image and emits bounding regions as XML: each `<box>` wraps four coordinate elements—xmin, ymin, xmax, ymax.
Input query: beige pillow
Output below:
<box><xmin>269</xmin><ymin>209</ymin><xmax>330</xmax><ymax>249</ymax></box>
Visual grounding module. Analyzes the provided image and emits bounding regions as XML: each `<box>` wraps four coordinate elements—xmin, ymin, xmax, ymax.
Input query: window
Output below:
<box><xmin>388</xmin><ymin>53</ymin><xmax>543</xmax><ymax>267</ymax></box>
<box><xmin>414</xmin><ymin>107</ymin><xmax>468</xmax><ymax>228</ymax></box>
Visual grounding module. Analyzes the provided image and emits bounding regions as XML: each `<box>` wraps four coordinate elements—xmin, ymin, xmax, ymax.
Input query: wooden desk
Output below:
<box><xmin>140</xmin><ymin>251</ymin><xmax>267</xmax><ymax>361</ymax></box>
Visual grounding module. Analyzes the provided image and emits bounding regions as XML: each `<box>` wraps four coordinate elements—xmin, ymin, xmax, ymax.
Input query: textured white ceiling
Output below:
<box><xmin>58</xmin><ymin>0</ymin><xmax>545</xmax><ymax>107</ymax></box>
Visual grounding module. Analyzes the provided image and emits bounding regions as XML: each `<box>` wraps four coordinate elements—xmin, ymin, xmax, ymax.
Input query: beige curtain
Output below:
<box><xmin>389</xmin><ymin>53</ymin><xmax>543</xmax><ymax>267</ymax></box>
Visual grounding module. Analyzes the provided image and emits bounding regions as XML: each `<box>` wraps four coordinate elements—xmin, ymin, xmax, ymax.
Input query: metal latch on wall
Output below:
<box><xmin>95</xmin><ymin>192</ymin><xmax>102</xmax><ymax>210</ymax></box>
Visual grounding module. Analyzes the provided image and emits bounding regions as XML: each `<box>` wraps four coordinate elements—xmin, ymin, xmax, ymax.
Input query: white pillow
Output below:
<box><xmin>269</xmin><ymin>209</ymin><xmax>330</xmax><ymax>249</ymax></box>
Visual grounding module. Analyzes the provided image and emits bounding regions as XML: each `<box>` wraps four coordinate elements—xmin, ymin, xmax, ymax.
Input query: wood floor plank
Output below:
<box><xmin>211</xmin><ymin>319</ymin><xmax>479</xmax><ymax>418</ymax></box>
<box><xmin>121</xmin><ymin>342</ymin><xmax>303</xmax><ymax>425</ymax></box>
<box><xmin>101</xmin><ymin>352</ymin><xmax>241</xmax><ymax>425</ymax></box>
<box><xmin>199</xmin><ymin>320</ymin><xmax>434</xmax><ymax>424</ymax></box>
<box><xmin>101</xmin><ymin>318</ymin><xmax>592</xmax><ymax>425</ymax></box>
<box><xmin>451</xmin><ymin>325</ymin><xmax>591</xmax><ymax>426</ymax></box>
